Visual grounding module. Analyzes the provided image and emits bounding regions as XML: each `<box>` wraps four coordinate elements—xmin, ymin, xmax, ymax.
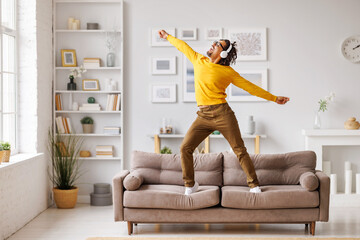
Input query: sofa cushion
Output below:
<box><xmin>223</xmin><ymin>151</ymin><xmax>316</xmax><ymax>186</ymax></box>
<box><xmin>123</xmin><ymin>184</ymin><xmax>220</xmax><ymax>210</ymax></box>
<box><xmin>221</xmin><ymin>185</ymin><xmax>319</xmax><ymax>209</ymax></box>
<box><xmin>130</xmin><ymin>151</ymin><xmax>223</xmax><ymax>186</ymax></box>
<box><xmin>123</xmin><ymin>171</ymin><xmax>144</xmax><ymax>191</ymax></box>
<box><xmin>300</xmin><ymin>172</ymin><xmax>319</xmax><ymax>191</ymax></box>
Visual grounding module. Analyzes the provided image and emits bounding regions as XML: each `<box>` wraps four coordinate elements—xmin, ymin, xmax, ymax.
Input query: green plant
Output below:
<box><xmin>318</xmin><ymin>92</ymin><xmax>335</xmax><ymax>112</ymax></box>
<box><xmin>47</xmin><ymin>129</ymin><xmax>84</xmax><ymax>190</ymax></box>
<box><xmin>1</xmin><ymin>142</ymin><xmax>10</xmax><ymax>150</ymax></box>
<box><xmin>80</xmin><ymin>116</ymin><xmax>94</xmax><ymax>124</ymax></box>
<box><xmin>160</xmin><ymin>146</ymin><xmax>172</xmax><ymax>154</ymax></box>
<box><xmin>0</xmin><ymin>144</ymin><xmax>3</xmax><ymax>151</ymax></box>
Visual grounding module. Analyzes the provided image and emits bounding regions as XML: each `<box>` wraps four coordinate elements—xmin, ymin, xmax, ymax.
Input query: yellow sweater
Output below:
<box><xmin>167</xmin><ymin>35</ymin><xmax>277</xmax><ymax>106</ymax></box>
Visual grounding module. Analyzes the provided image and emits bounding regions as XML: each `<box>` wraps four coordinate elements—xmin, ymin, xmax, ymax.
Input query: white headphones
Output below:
<box><xmin>220</xmin><ymin>42</ymin><xmax>233</xmax><ymax>59</ymax></box>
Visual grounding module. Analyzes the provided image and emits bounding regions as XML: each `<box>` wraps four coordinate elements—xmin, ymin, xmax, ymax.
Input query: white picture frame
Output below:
<box><xmin>228</xmin><ymin>28</ymin><xmax>267</xmax><ymax>61</ymax></box>
<box><xmin>151</xmin><ymin>83</ymin><xmax>177</xmax><ymax>103</ymax></box>
<box><xmin>179</xmin><ymin>28</ymin><xmax>197</xmax><ymax>40</ymax></box>
<box><xmin>227</xmin><ymin>69</ymin><xmax>268</xmax><ymax>102</ymax></box>
<box><xmin>151</xmin><ymin>57</ymin><xmax>176</xmax><ymax>75</ymax></box>
<box><xmin>150</xmin><ymin>28</ymin><xmax>176</xmax><ymax>47</ymax></box>
<box><xmin>205</xmin><ymin>28</ymin><xmax>223</xmax><ymax>40</ymax></box>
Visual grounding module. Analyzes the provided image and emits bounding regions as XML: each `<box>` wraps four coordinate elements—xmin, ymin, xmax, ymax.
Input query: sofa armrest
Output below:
<box><xmin>112</xmin><ymin>170</ymin><xmax>130</xmax><ymax>221</ymax></box>
<box><xmin>315</xmin><ymin>170</ymin><xmax>330</xmax><ymax>222</ymax></box>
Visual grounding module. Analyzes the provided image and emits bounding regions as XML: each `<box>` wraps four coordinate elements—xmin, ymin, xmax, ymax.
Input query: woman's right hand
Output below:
<box><xmin>158</xmin><ymin>30</ymin><xmax>169</xmax><ymax>39</ymax></box>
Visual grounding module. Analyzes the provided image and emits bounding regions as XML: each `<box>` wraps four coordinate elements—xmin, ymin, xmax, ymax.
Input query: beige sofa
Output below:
<box><xmin>113</xmin><ymin>150</ymin><xmax>330</xmax><ymax>235</ymax></box>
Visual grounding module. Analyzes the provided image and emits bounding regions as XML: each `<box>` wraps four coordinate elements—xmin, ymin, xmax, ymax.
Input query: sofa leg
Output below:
<box><xmin>127</xmin><ymin>221</ymin><xmax>133</xmax><ymax>235</ymax></box>
<box><xmin>310</xmin><ymin>221</ymin><xmax>316</xmax><ymax>235</ymax></box>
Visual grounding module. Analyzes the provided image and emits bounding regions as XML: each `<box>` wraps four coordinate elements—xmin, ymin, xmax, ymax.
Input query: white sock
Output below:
<box><xmin>249</xmin><ymin>186</ymin><xmax>262</xmax><ymax>193</ymax></box>
<box><xmin>184</xmin><ymin>182</ymin><xmax>199</xmax><ymax>195</ymax></box>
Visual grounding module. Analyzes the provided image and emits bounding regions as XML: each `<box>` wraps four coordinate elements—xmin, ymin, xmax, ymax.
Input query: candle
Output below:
<box><xmin>356</xmin><ymin>173</ymin><xmax>360</xmax><ymax>194</ymax></box>
<box><xmin>75</xmin><ymin>19</ymin><xmax>80</xmax><ymax>30</ymax></box>
<box><xmin>72</xmin><ymin>22</ymin><xmax>77</xmax><ymax>30</ymax></box>
<box><xmin>68</xmin><ymin>17</ymin><xmax>74</xmax><ymax>30</ymax></box>
<box><xmin>330</xmin><ymin>174</ymin><xmax>337</xmax><ymax>194</ymax></box>
<box><xmin>345</xmin><ymin>161</ymin><xmax>351</xmax><ymax>171</ymax></box>
<box><xmin>345</xmin><ymin>170</ymin><xmax>352</xmax><ymax>194</ymax></box>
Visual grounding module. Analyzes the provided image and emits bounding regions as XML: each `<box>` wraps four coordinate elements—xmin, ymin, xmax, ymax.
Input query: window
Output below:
<box><xmin>1</xmin><ymin>0</ymin><xmax>17</xmax><ymax>153</ymax></box>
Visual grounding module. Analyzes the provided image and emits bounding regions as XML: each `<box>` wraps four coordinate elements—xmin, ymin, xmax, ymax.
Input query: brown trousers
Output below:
<box><xmin>180</xmin><ymin>102</ymin><xmax>259</xmax><ymax>188</ymax></box>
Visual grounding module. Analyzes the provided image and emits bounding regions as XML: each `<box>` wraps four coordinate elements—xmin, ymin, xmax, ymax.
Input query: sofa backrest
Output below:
<box><xmin>223</xmin><ymin>151</ymin><xmax>316</xmax><ymax>186</ymax></box>
<box><xmin>130</xmin><ymin>151</ymin><xmax>223</xmax><ymax>186</ymax></box>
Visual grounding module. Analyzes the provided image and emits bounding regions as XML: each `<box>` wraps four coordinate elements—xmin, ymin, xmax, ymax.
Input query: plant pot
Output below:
<box><xmin>2</xmin><ymin>150</ymin><xmax>11</xmax><ymax>163</ymax></box>
<box><xmin>0</xmin><ymin>151</ymin><xmax>3</xmax><ymax>164</ymax></box>
<box><xmin>82</xmin><ymin>124</ymin><xmax>93</xmax><ymax>133</ymax></box>
<box><xmin>53</xmin><ymin>187</ymin><xmax>78</xmax><ymax>209</ymax></box>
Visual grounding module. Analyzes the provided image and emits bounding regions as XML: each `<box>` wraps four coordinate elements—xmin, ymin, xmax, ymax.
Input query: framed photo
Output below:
<box><xmin>61</xmin><ymin>49</ymin><xmax>77</xmax><ymax>67</ymax></box>
<box><xmin>227</xmin><ymin>69</ymin><xmax>268</xmax><ymax>102</ymax></box>
<box><xmin>82</xmin><ymin>79</ymin><xmax>100</xmax><ymax>91</ymax></box>
<box><xmin>151</xmin><ymin>57</ymin><xmax>176</xmax><ymax>75</ymax></box>
<box><xmin>205</xmin><ymin>28</ymin><xmax>222</xmax><ymax>40</ymax></box>
<box><xmin>228</xmin><ymin>28</ymin><xmax>267</xmax><ymax>61</ymax></box>
<box><xmin>179</xmin><ymin>28</ymin><xmax>197</xmax><ymax>40</ymax></box>
<box><xmin>151</xmin><ymin>84</ymin><xmax>177</xmax><ymax>103</ymax></box>
<box><xmin>150</xmin><ymin>28</ymin><xmax>176</xmax><ymax>47</ymax></box>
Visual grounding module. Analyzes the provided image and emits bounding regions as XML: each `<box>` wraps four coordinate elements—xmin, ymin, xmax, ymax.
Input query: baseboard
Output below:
<box><xmin>77</xmin><ymin>194</ymin><xmax>90</xmax><ymax>204</ymax></box>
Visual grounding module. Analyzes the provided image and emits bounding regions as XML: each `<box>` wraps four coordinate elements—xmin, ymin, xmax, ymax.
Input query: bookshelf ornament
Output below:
<box><xmin>88</xmin><ymin>97</ymin><xmax>95</xmax><ymax>103</ymax></box>
<box><xmin>67</xmin><ymin>75</ymin><xmax>76</xmax><ymax>90</ymax></box>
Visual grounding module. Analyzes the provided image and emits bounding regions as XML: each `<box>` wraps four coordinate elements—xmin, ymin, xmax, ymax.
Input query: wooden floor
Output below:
<box><xmin>6</xmin><ymin>204</ymin><xmax>360</xmax><ymax>239</ymax></box>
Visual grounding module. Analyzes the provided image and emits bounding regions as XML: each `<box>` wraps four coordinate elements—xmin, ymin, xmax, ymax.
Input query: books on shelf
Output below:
<box><xmin>96</xmin><ymin>145</ymin><xmax>114</xmax><ymax>158</ymax></box>
<box><xmin>83</xmin><ymin>58</ymin><xmax>100</xmax><ymax>68</ymax></box>
<box><xmin>55</xmin><ymin>94</ymin><xmax>63</xmax><ymax>110</ymax></box>
<box><xmin>79</xmin><ymin>103</ymin><xmax>101</xmax><ymax>111</ymax></box>
<box><xmin>56</xmin><ymin>116</ymin><xmax>73</xmax><ymax>134</ymax></box>
<box><xmin>106</xmin><ymin>94</ymin><xmax>121</xmax><ymax>111</ymax></box>
<box><xmin>104</xmin><ymin>126</ymin><xmax>121</xmax><ymax>135</ymax></box>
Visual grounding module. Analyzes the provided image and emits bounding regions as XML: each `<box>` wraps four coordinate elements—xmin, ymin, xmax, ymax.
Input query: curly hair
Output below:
<box><xmin>218</xmin><ymin>39</ymin><xmax>237</xmax><ymax>66</ymax></box>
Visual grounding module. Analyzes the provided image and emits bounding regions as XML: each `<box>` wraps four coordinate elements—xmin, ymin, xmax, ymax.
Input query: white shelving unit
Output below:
<box><xmin>53</xmin><ymin>0</ymin><xmax>123</xmax><ymax>202</ymax></box>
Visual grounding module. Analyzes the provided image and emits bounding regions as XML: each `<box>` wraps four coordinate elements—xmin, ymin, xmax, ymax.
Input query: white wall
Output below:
<box><xmin>123</xmin><ymin>0</ymin><xmax>360</xmax><ymax>169</ymax></box>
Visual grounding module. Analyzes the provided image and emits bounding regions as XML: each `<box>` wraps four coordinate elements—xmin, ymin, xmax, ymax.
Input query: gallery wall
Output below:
<box><xmin>123</xmin><ymin>0</ymin><xmax>360</xmax><ymax>171</ymax></box>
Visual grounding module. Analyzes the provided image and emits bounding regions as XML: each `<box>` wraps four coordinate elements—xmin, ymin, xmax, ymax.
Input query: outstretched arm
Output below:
<box><xmin>232</xmin><ymin>72</ymin><xmax>290</xmax><ymax>104</ymax></box>
<box><xmin>158</xmin><ymin>29</ymin><xmax>199</xmax><ymax>63</ymax></box>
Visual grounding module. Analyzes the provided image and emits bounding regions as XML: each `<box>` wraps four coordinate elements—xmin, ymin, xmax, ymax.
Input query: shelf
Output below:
<box><xmin>55</xmin><ymin>29</ymin><xmax>121</xmax><ymax>33</ymax></box>
<box><xmin>55</xmin><ymin>90</ymin><xmax>121</xmax><ymax>94</ymax></box>
<box><xmin>147</xmin><ymin>134</ymin><xmax>267</xmax><ymax>139</ymax></box>
<box><xmin>55</xmin><ymin>67</ymin><xmax>121</xmax><ymax>70</ymax></box>
<box><xmin>55</xmin><ymin>0</ymin><xmax>121</xmax><ymax>3</ymax></box>
<box><xmin>57</xmin><ymin>133</ymin><xmax>121</xmax><ymax>137</ymax></box>
<box><xmin>302</xmin><ymin>129</ymin><xmax>360</xmax><ymax>136</ymax></box>
<box><xmin>56</xmin><ymin>110</ymin><xmax>121</xmax><ymax>114</ymax></box>
<box><xmin>78</xmin><ymin>157</ymin><xmax>121</xmax><ymax>161</ymax></box>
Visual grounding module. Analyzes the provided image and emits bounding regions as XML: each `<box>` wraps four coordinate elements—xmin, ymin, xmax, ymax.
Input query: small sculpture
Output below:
<box><xmin>344</xmin><ymin>117</ymin><xmax>360</xmax><ymax>130</ymax></box>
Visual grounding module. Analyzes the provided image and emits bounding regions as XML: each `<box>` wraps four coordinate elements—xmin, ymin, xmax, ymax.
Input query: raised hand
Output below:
<box><xmin>158</xmin><ymin>30</ymin><xmax>169</xmax><ymax>39</ymax></box>
<box><xmin>276</xmin><ymin>96</ymin><xmax>290</xmax><ymax>105</ymax></box>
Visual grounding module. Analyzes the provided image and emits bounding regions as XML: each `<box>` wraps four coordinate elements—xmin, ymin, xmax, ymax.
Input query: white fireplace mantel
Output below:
<box><xmin>302</xmin><ymin>129</ymin><xmax>360</xmax><ymax>170</ymax></box>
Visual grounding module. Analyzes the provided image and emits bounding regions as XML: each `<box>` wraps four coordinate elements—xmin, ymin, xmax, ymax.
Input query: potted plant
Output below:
<box><xmin>0</xmin><ymin>144</ymin><xmax>3</xmax><ymax>164</ymax></box>
<box><xmin>48</xmin><ymin>129</ymin><xmax>83</xmax><ymax>209</ymax></box>
<box><xmin>160</xmin><ymin>146</ymin><xmax>172</xmax><ymax>154</ymax></box>
<box><xmin>68</xmin><ymin>65</ymin><xmax>86</xmax><ymax>90</ymax></box>
<box><xmin>1</xmin><ymin>142</ymin><xmax>11</xmax><ymax>163</ymax></box>
<box><xmin>80</xmin><ymin>116</ymin><xmax>94</xmax><ymax>133</ymax></box>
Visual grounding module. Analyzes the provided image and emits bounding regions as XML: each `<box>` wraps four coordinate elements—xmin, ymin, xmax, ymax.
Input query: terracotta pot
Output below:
<box><xmin>53</xmin><ymin>187</ymin><xmax>78</xmax><ymax>209</ymax></box>
<box><xmin>82</xmin><ymin>124</ymin><xmax>93</xmax><ymax>133</ymax></box>
<box><xmin>2</xmin><ymin>150</ymin><xmax>11</xmax><ymax>163</ymax></box>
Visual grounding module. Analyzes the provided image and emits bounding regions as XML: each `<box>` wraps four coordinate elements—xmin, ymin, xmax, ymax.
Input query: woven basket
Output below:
<box><xmin>0</xmin><ymin>151</ymin><xmax>3</xmax><ymax>164</ymax></box>
<box><xmin>53</xmin><ymin>187</ymin><xmax>78</xmax><ymax>209</ymax></box>
<box><xmin>2</xmin><ymin>150</ymin><xmax>10</xmax><ymax>163</ymax></box>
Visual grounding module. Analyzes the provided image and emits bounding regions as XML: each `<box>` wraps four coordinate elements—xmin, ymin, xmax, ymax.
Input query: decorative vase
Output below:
<box><xmin>53</xmin><ymin>187</ymin><xmax>78</xmax><ymax>209</ymax></box>
<box><xmin>314</xmin><ymin>111</ymin><xmax>321</xmax><ymax>129</ymax></box>
<box><xmin>72</xmin><ymin>102</ymin><xmax>79</xmax><ymax>111</ymax></box>
<box><xmin>245</xmin><ymin>116</ymin><xmax>255</xmax><ymax>135</ymax></box>
<box><xmin>67</xmin><ymin>76</ymin><xmax>76</xmax><ymax>90</ymax></box>
<box><xmin>2</xmin><ymin>150</ymin><xmax>10</xmax><ymax>163</ymax></box>
<box><xmin>106</xmin><ymin>52</ymin><xmax>115</xmax><ymax>67</ymax></box>
<box><xmin>82</xmin><ymin>124</ymin><xmax>93</xmax><ymax>133</ymax></box>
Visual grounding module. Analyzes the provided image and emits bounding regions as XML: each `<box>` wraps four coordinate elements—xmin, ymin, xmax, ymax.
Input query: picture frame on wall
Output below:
<box><xmin>183</xmin><ymin>56</ymin><xmax>196</xmax><ymax>102</ymax></box>
<box><xmin>151</xmin><ymin>57</ymin><xmax>176</xmax><ymax>75</ymax></box>
<box><xmin>179</xmin><ymin>28</ymin><xmax>197</xmax><ymax>40</ymax></box>
<box><xmin>82</xmin><ymin>79</ymin><xmax>100</xmax><ymax>91</ymax></box>
<box><xmin>150</xmin><ymin>28</ymin><xmax>176</xmax><ymax>47</ymax></box>
<box><xmin>227</xmin><ymin>69</ymin><xmax>268</xmax><ymax>102</ymax></box>
<box><xmin>228</xmin><ymin>28</ymin><xmax>267</xmax><ymax>61</ymax></box>
<box><xmin>61</xmin><ymin>49</ymin><xmax>77</xmax><ymax>67</ymax></box>
<box><xmin>205</xmin><ymin>28</ymin><xmax>222</xmax><ymax>40</ymax></box>
<box><xmin>151</xmin><ymin>83</ymin><xmax>177</xmax><ymax>103</ymax></box>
